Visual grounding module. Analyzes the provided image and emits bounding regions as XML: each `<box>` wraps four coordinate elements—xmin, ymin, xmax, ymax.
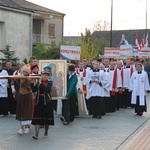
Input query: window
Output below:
<box><xmin>49</xmin><ymin>24</ymin><xmax>55</xmax><ymax>37</ymax></box>
<box><xmin>0</xmin><ymin>22</ymin><xmax>6</xmax><ymax>50</ymax></box>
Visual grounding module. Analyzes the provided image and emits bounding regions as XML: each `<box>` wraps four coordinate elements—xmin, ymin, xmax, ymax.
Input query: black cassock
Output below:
<box><xmin>5</xmin><ymin>69</ymin><xmax>16</xmax><ymax>114</ymax></box>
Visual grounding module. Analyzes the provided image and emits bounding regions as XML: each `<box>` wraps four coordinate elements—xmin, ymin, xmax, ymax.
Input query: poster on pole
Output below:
<box><xmin>120</xmin><ymin>45</ymin><xmax>133</xmax><ymax>58</ymax></box>
<box><xmin>60</xmin><ymin>45</ymin><xmax>81</xmax><ymax>60</ymax></box>
<box><xmin>104</xmin><ymin>47</ymin><xmax>120</xmax><ymax>58</ymax></box>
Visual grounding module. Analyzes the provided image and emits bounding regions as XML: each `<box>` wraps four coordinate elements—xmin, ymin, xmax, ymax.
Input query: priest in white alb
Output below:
<box><xmin>129</xmin><ymin>63</ymin><xmax>150</xmax><ymax>116</ymax></box>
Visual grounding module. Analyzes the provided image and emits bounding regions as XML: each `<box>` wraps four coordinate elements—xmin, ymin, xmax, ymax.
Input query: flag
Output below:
<box><xmin>135</xmin><ymin>34</ymin><xmax>140</xmax><ymax>50</ymax></box>
<box><xmin>120</xmin><ymin>34</ymin><xmax>129</xmax><ymax>46</ymax></box>
<box><xmin>144</xmin><ymin>32</ymin><xmax>148</xmax><ymax>47</ymax></box>
<box><xmin>140</xmin><ymin>34</ymin><xmax>145</xmax><ymax>48</ymax></box>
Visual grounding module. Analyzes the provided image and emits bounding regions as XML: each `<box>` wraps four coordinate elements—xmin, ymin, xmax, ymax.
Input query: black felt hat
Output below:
<box><xmin>68</xmin><ymin>65</ymin><xmax>75</xmax><ymax>71</ymax></box>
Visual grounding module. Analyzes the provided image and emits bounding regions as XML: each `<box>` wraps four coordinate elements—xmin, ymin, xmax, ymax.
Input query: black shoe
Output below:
<box><xmin>137</xmin><ymin>112</ymin><xmax>143</xmax><ymax>116</ymax></box>
<box><xmin>97</xmin><ymin>116</ymin><xmax>102</xmax><ymax>119</ymax></box>
<box><xmin>63</xmin><ymin>122</ymin><xmax>69</xmax><ymax>125</ymax></box>
<box><xmin>60</xmin><ymin>117</ymin><xmax>65</xmax><ymax>122</ymax></box>
<box><xmin>92</xmin><ymin>115</ymin><xmax>97</xmax><ymax>118</ymax></box>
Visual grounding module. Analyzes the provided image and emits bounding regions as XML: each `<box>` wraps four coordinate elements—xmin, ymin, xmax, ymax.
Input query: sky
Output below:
<box><xmin>27</xmin><ymin>0</ymin><xmax>150</xmax><ymax>36</ymax></box>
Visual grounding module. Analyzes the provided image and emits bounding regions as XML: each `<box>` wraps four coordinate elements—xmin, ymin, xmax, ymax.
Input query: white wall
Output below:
<box><xmin>0</xmin><ymin>9</ymin><xmax>31</xmax><ymax>61</ymax></box>
<box><xmin>44</xmin><ymin>18</ymin><xmax>63</xmax><ymax>45</ymax></box>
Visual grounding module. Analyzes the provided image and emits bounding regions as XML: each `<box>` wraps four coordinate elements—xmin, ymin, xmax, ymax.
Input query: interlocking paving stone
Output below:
<box><xmin>0</xmin><ymin>94</ymin><xmax>150</xmax><ymax>150</ymax></box>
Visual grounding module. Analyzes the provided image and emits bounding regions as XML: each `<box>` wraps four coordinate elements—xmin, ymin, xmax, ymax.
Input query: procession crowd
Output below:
<box><xmin>0</xmin><ymin>56</ymin><xmax>150</xmax><ymax>140</ymax></box>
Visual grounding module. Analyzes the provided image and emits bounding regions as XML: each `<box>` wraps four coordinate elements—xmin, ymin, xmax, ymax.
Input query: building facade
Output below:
<box><xmin>0</xmin><ymin>0</ymin><xmax>65</xmax><ymax>60</ymax></box>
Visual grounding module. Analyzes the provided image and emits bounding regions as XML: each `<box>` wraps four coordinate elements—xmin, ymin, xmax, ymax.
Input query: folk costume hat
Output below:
<box><xmin>31</xmin><ymin>64</ymin><xmax>39</xmax><ymax>70</ymax></box>
<box><xmin>41</xmin><ymin>70</ymin><xmax>51</xmax><ymax>75</ymax></box>
<box><xmin>68</xmin><ymin>65</ymin><xmax>75</xmax><ymax>71</ymax></box>
<box><xmin>21</xmin><ymin>65</ymin><xmax>30</xmax><ymax>74</ymax></box>
<box><xmin>43</xmin><ymin>64</ymin><xmax>52</xmax><ymax>70</ymax></box>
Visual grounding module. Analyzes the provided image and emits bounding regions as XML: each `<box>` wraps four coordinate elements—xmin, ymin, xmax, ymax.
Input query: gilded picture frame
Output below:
<box><xmin>39</xmin><ymin>60</ymin><xmax>67</xmax><ymax>100</ymax></box>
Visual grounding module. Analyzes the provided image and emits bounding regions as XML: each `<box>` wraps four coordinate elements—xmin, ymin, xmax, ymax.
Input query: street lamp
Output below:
<box><xmin>145</xmin><ymin>0</ymin><xmax>147</xmax><ymax>34</ymax></box>
<box><xmin>110</xmin><ymin>0</ymin><xmax>113</xmax><ymax>47</ymax></box>
<box><xmin>141</xmin><ymin>0</ymin><xmax>148</xmax><ymax>34</ymax></box>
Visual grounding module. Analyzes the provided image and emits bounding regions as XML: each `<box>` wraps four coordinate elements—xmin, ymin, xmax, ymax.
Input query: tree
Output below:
<box><xmin>32</xmin><ymin>43</ymin><xmax>47</xmax><ymax>59</ymax></box>
<box><xmin>32</xmin><ymin>42</ymin><xmax>60</xmax><ymax>59</ymax></box>
<box><xmin>91</xmin><ymin>20</ymin><xmax>110</xmax><ymax>32</ymax></box>
<box><xmin>45</xmin><ymin>41</ymin><xmax>60</xmax><ymax>59</ymax></box>
<box><xmin>78</xmin><ymin>29</ymin><xmax>109</xmax><ymax>60</ymax></box>
<box><xmin>0</xmin><ymin>44</ymin><xmax>20</xmax><ymax>66</ymax></box>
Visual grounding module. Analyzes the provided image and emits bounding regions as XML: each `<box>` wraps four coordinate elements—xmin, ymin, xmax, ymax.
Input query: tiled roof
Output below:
<box><xmin>0</xmin><ymin>0</ymin><xmax>65</xmax><ymax>15</ymax></box>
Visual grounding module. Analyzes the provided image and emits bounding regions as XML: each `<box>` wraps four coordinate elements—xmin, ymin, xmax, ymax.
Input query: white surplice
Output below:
<box><xmin>76</xmin><ymin>70</ymin><xmax>88</xmax><ymax>115</ymax></box>
<box><xmin>0</xmin><ymin>70</ymin><xmax>8</xmax><ymax>97</ymax></box>
<box><xmin>129</xmin><ymin>71</ymin><xmax>150</xmax><ymax>106</ymax></box>
<box><xmin>86</xmin><ymin>70</ymin><xmax>108</xmax><ymax>97</ymax></box>
<box><xmin>107</xmin><ymin>68</ymin><xmax>122</xmax><ymax>92</ymax></box>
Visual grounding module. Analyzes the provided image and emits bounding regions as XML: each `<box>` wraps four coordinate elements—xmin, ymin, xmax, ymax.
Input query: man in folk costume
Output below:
<box><xmin>0</xmin><ymin>62</ymin><xmax>9</xmax><ymax>116</ymax></box>
<box><xmin>76</xmin><ymin>61</ymin><xmax>88</xmax><ymax>116</ymax></box>
<box><xmin>122</xmin><ymin>59</ymin><xmax>135</xmax><ymax>108</ymax></box>
<box><xmin>61</xmin><ymin>65</ymin><xmax>78</xmax><ymax>125</ymax></box>
<box><xmin>129</xmin><ymin>63</ymin><xmax>150</xmax><ymax>116</ymax></box>
<box><xmin>86</xmin><ymin>61</ymin><xmax>107</xmax><ymax>119</ymax></box>
<box><xmin>107</xmin><ymin>61</ymin><xmax>122</xmax><ymax>111</ymax></box>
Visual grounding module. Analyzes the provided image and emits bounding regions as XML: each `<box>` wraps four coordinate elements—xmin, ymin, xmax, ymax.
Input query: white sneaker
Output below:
<box><xmin>23</xmin><ymin>128</ymin><xmax>29</xmax><ymax>134</ymax></box>
<box><xmin>18</xmin><ymin>129</ymin><xmax>23</xmax><ymax>135</ymax></box>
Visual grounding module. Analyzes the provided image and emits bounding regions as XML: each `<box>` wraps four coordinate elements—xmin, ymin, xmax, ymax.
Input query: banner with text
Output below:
<box><xmin>104</xmin><ymin>47</ymin><xmax>120</xmax><ymax>57</ymax></box>
<box><xmin>60</xmin><ymin>45</ymin><xmax>81</xmax><ymax>60</ymax></box>
<box><xmin>120</xmin><ymin>45</ymin><xmax>133</xmax><ymax>58</ymax></box>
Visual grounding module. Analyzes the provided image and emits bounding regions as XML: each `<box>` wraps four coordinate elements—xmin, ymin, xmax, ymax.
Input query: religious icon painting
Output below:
<box><xmin>39</xmin><ymin>60</ymin><xmax>67</xmax><ymax>100</ymax></box>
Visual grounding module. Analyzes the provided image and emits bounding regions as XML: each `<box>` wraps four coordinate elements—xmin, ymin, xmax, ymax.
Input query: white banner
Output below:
<box><xmin>138</xmin><ymin>50</ymin><xmax>150</xmax><ymax>57</ymax></box>
<box><xmin>60</xmin><ymin>45</ymin><xmax>81</xmax><ymax>60</ymax></box>
<box><xmin>104</xmin><ymin>47</ymin><xmax>120</xmax><ymax>57</ymax></box>
<box><xmin>120</xmin><ymin>45</ymin><xmax>133</xmax><ymax>58</ymax></box>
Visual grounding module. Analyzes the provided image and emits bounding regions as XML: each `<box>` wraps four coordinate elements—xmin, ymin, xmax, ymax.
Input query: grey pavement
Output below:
<box><xmin>1</xmin><ymin>94</ymin><xmax>150</xmax><ymax>150</ymax></box>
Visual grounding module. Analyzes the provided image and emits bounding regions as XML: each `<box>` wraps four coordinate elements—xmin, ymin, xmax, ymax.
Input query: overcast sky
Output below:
<box><xmin>27</xmin><ymin>0</ymin><xmax>150</xmax><ymax>36</ymax></box>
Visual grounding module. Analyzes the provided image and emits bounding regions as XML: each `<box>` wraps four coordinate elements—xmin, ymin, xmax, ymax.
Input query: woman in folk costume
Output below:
<box><xmin>0</xmin><ymin>62</ymin><xmax>9</xmax><ymax>116</ymax></box>
<box><xmin>32</xmin><ymin>70</ymin><xmax>54</xmax><ymax>140</ymax></box>
<box><xmin>129</xmin><ymin>63</ymin><xmax>150</xmax><ymax>116</ymax></box>
<box><xmin>76</xmin><ymin>61</ymin><xmax>88</xmax><ymax>116</ymax></box>
<box><xmin>15</xmin><ymin>65</ymin><xmax>35</xmax><ymax>135</ymax></box>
